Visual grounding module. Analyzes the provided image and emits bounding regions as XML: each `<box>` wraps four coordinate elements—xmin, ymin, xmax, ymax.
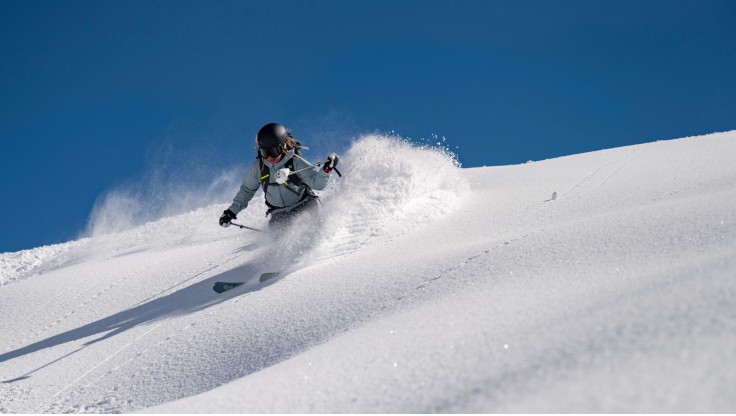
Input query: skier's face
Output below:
<box><xmin>266</xmin><ymin>153</ymin><xmax>283</xmax><ymax>164</ymax></box>
<box><xmin>260</xmin><ymin>145</ymin><xmax>284</xmax><ymax>163</ymax></box>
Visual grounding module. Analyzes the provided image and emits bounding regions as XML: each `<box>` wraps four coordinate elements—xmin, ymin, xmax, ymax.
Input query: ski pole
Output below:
<box><xmin>269</xmin><ymin>154</ymin><xmax>345</xmax><ymax>185</ymax></box>
<box><xmin>293</xmin><ymin>163</ymin><xmax>341</xmax><ymax>177</ymax></box>
<box><xmin>230</xmin><ymin>222</ymin><xmax>262</xmax><ymax>232</ymax></box>
<box><xmin>292</xmin><ymin>154</ymin><xmax>342</xmax><ymax>177</ymax></box>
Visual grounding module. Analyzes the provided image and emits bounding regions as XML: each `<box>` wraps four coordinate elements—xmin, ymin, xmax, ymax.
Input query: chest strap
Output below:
<box><xmin>259</xmin><ymin>157</ymin><xmax>315</xmax><ymax>214</ymax></box>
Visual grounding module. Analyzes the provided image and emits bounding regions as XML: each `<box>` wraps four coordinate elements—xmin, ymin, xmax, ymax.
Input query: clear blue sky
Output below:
<box><xmin>1</xmin><ymin>0</ymin><xmax>735</xmax><ymax>253</ymax></box>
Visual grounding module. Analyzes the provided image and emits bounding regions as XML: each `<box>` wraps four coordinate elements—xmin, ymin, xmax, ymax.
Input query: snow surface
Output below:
<box><xmin>1</xmin><ymin>132</ymin><xmax>735</xmax><ymax>413</ymax></box>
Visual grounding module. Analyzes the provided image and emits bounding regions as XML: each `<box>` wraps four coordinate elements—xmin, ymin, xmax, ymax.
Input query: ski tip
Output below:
<box><xmin>259</xmin><ymin>272</ymin><xmax>280</xmax><ymax>283</ymax></box>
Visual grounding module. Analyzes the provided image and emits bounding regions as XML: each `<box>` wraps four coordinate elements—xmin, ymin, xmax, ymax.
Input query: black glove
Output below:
<box><xmin>219</xmin><ymin>209</ymin><xmax>237</xmax><ymax>227</ymax></box>
<box><xmin>323</xmin><ymin>153</ymin><xmax>339</xmax><ymax>173</ymax></box>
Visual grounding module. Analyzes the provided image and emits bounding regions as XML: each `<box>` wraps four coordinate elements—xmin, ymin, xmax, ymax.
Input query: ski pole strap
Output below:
<box><xmin>230</xmin><ymin>222</ymin><xmax>262</xmax><ymax>232</ymax></box>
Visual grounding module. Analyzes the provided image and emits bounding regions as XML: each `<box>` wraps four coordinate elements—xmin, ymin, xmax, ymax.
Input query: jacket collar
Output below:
<box><xmin>263</xmin><ymin>148</ymin><xmax>295</xmax><ymax>169</ymax></box>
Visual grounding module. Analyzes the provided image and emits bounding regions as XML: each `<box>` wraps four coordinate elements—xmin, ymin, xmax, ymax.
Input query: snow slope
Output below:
<box><xmin>1</xmin><ymin>132</ymin><xmax>735</xmax><ymax>413</ymax></box>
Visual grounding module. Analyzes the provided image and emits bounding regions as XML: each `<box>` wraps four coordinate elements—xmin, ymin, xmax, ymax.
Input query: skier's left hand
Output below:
<box><xmin>323</xmin><ymin>153</ymin><xmax>339</xmax><ymax>173</ymax></box>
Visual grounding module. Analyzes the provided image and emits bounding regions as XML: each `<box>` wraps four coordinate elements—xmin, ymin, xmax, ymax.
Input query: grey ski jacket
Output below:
<box><xmin>228</xmin><ymin>149</ymin><xmax>330</xmax><ymax>216</ymax></box>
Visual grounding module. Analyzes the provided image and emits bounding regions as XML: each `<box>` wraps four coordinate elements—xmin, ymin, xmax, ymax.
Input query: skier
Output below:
<box><xmin>219</xmin><ymin>123</ymin><xmax>339</xmax><ymax>231</ymax></box>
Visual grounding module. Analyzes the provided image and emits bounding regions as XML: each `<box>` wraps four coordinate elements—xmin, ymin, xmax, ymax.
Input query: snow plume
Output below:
<box><xmin>82</xmin><ymin>133</ymin><xmax>465</xmax><ymax>271</ymax></box>
<box><xmin>85</xmin><ymin>143</ymin><xmax>241</xmax><ymax>237</ymax></box>
<box><xmin>269</xmin><ymin>134</ymin><xmax>468</xmax><ymax>270</ymax></box>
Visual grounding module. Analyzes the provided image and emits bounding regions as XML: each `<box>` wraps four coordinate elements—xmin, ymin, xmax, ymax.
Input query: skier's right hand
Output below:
<box><xmin>219</xmin><ymin>209</ymin><xmax>237</xmax><ymax>227</ymax></box>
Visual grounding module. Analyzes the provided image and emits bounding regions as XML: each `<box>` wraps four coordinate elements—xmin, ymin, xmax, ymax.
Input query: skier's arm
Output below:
<box><xmin>228</xmin><ymin>163</ymin><xmax>262</xmax><ymax>215</ymax></box>
<box><xmin>293</xmin><ymin>156</ymin><xmax>330</xmax><ymax>191</ymax></box>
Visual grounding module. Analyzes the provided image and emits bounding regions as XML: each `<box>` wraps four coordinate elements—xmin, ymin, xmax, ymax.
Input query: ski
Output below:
<box><xmin>212</xmin><ymin>281</ymin><xmax>245</xmax><ymax>293</ymax></box>
<box><xmin>259</xmin><ymin>272</ymin><xmax>280</xmax><ymax>282</ymax></box>
<box><xmin>212</xmin><ymin>272</ymin><xmax>281</xmax><ymax>293</ymax></box>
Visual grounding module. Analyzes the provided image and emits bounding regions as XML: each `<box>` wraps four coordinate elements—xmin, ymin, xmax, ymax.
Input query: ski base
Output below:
<box><xmin>212</xmin><ymin>281</ymin><xmax>245</xmax><ymax>293</ymax></box>
<box><xmin>213</xmin><ymin>272</ymin><xmax>281</xmax><ymax>293</ymax></box>
<box><xmin>259</xmin><ymin>272</ymin><xmax>280</xmax><ymax>283</ymax></box>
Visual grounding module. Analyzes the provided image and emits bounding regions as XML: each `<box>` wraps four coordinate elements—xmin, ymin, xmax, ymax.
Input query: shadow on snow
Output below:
<box><xmin>0</xmin><ymin>256</ymin><xmax>280</xmax><ymax>384</ymax></box>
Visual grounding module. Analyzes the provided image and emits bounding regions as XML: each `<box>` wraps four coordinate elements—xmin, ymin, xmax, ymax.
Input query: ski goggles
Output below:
<box><xmin>259</xmin><ymin>145</ymin><xmax>283</xmax><ymax>159</ymax></box>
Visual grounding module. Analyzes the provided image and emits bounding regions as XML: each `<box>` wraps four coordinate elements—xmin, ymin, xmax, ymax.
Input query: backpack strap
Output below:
<box><xmin>259</xmin><ymin>157</ymin><xmax>305</xmax><ymax>191</ymax></box>
<box><xmin>258</xmin><ymin>155</ymin><xmax>315</xmax><ymax>215</ymax></box>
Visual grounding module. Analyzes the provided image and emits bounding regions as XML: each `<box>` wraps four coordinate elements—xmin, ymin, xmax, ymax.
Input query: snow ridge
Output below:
<box><xmin>0</xmin><ymin>239</ymin><xmax>89</xmax><ymax>286</ymax></box>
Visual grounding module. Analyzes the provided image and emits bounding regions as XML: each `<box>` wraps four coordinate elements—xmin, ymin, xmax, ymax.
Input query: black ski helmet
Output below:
<box><xmin>256</xmin><ymin>123</ymin><xmax>289</xmax><ymax>148</ymax></box>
